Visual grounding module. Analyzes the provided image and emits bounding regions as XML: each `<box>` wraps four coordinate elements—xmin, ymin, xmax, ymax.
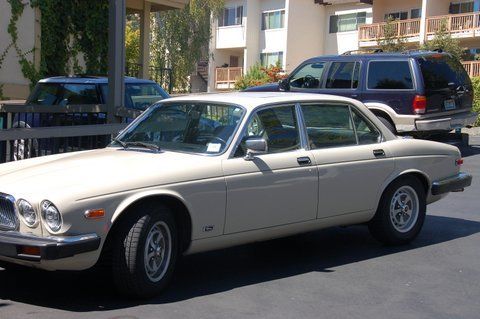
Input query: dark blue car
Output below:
<box><xmin>245</xmin><ymin>51</ymin><xmax>477</xmax><ymax>135</ymax></box>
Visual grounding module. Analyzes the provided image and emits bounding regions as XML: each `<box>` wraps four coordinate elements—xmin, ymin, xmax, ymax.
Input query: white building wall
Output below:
<box><xmin>323</xmin><ymin>4</ymin><xmax>373</xmax><ymax>55</ymax></box>
<box><xmin>0</xmin><ymin>2</ymin><xmax>36</xmax><ymax>99</ymax></box>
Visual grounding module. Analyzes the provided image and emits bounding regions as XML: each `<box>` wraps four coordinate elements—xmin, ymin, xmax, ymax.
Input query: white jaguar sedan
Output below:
<box><xmin>0</xmin><ymin>93</ymin><xmax>472</xmax><ymax>297</ymax></box>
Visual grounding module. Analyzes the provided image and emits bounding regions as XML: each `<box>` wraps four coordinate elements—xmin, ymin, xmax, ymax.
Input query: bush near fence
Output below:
<box><xmin>472</xmin><ymin>77</ymin><xmax>480</xmax><ymax>126</ymax></box>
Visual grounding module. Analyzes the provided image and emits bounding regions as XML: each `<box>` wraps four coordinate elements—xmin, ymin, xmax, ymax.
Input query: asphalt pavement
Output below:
<box><xmin>0</xmin><ymin>135</ymin><xmax>479</xmax><ymax>319</ymax></box>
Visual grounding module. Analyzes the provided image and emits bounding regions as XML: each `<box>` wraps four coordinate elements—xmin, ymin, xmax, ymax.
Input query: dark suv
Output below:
<box><xmin>245</xmin><ymin>51</ymin><xmax>477</xmax><ymax>134</ymax></box>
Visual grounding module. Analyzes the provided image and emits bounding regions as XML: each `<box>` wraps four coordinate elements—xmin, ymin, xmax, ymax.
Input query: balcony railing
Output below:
<box><xmin>462</xmin><ymin>61</ymin><xmax>480</xmax><ymax>77</ymax></box>
<box><xmin>359</xmin><ymin>12</ymin><xmax>480</xmax><ymax>44</ymax></box>
<box><xmin>359</xmin><ymin>18</ymin><xmax>421</xmax><ymax>42</ymax></box>
<box><xmin>427</xmin><ymin>12</ymin><xmax>480</xmax><ymax>35</ymax></box>
<box><xmin>215</xmin><ymin>67</ymin><xmax>243</xmax><ymax>90</ymax></box>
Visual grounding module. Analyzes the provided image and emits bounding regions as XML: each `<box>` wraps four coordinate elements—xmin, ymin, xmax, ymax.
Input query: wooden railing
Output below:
<box><xmin>462</xmin><ymin>61</ymin><xmax>480</xmax><ymax>77</ymax></box>
<box><xmin>215</xmin><ymin>67</ymin><xmax>243</xmax><ymax>90</ymax></box>
<box><xmin>359</xmin><ymin>18</ymin><xmax>421</xmax><ymax>42</ymax></box>
<box><xmin>427</xmin><ymin>12</ymin><xmax>480</xmax><ymax>35</ymax></box>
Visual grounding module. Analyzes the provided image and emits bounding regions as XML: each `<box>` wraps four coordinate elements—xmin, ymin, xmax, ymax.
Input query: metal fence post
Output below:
<box><xmin>107</xmin><ymin>0</ymin><xmax>126</xmax><ymax>124</ymax></box>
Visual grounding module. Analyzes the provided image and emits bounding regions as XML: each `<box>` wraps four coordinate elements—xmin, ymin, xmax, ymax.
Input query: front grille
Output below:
<box><xmin>0</xmin><ymin>193</ymin><xmax>18</xmax><ymax>231</ymax></box>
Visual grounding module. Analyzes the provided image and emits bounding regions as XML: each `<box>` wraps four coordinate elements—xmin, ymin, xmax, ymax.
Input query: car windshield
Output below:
<box><xmin>112</xmin><ymin>102</ymin><xmax>245</xmax><ymax>154</ymax></box>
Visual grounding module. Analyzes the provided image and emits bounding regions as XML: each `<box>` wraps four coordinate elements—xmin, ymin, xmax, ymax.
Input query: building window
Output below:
<box><xmin>411</xmin><ymin>8</ymin><xmax>422</xmax><ymax>19</ymax></box>
<box><xmin>329</xmin><ymin>12</ymin><xmax>367</xmax><ymax>33</ymax></box>
<box><xmin>450</xmin><ymin>1</ymin><xmax>474</xmax><ymax>14</ymax></box>
<box><xmin>218</xmin><ymin>6</ymin><xmax>243</xmax><ymax>27</ymax></box>
<box><xmin>260</xmin><ymin>52</ymin><xmax>284</xmax><ymax>67</ymax></box>
<box><xmin>384</xmin><ymin>11</ymin><xmax>408</xmax><ymax>21</ymax></box>
<box><xmin>262</xmin><ymin>10</ymin><xmax>286</xmax><ymax>30</ymax></box>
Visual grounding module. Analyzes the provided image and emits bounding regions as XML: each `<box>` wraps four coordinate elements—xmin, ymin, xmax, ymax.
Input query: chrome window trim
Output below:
<box><xmin>365</xmin><ymin>58</ymin><xmax>417</xmax><ymax>91</ymax></box>
<box><xmin>228</xmin><ymin>102</ymin><xmax>302</xmax><ymax>159</ymax></box>
<box><xmin>295</xmin><ymin>103</ymin><xmax>310</xmax><ymax>150</ymax></box>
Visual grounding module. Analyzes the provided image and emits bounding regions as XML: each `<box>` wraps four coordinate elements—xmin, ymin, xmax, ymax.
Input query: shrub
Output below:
<box><xmin>471</xmin><ymin>77</ymin><xmax>480</xmax><ymax>126</ymax></box>
<box><xmin>234</xmin><ymin>63</ymin><xmax>287</xmax><ymax>90</ymax></box>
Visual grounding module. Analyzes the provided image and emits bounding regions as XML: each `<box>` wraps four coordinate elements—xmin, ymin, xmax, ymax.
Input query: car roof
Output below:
<box><xmin>38</xmin><ymin>76</ymin><xmax>157</xmax><ymax>85</ymax></box>
<box><xmin>303</xmin><ymin>51</ymin><xmax>450</xmax><ymax>63</ymax></box>
<box><xmin>163</xmin><ymin>92</ymin><xmax>362</xmax><ymax>111</ymax></box>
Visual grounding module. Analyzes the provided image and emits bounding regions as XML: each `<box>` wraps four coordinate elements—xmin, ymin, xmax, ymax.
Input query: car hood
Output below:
<box><xmin>0</xmin><ymin>148</ymin><xmax>223</xmax><ymax>201</ymax></box>
<box><xmin>243</xmin><ymin>83</ymin><xmax>280</xmax><ymax>92</ymax></box>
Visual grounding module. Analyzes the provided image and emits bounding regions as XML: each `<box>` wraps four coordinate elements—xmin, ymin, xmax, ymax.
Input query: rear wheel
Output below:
<box><xmin>112</xmin><ymin>203</ymin><xmax>178</xmax><ymax>298</ymax></box>
<box><xmin>369</xmin><ymin>176</ymin><xmax>426</xmax><ymax>245</ymax></box>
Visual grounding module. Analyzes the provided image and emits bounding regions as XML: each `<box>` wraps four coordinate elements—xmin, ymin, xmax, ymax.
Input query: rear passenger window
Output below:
<box><xmin>351</xmin><ymin>108</ymin><xmax>381</xmax><ymax>144</ymax></box>
<box><xmin>301</xmin><ymin>104</ymin><xmax>357</xmax><ymax>149</ymax></box>
<box><xmin>368</xmin><ymin>61</ymin><xmax>413</xmax><ymax>90</ymax></box>
<box><xmin>418</xmin><ymin>56</ymin><xmax>470</xmax><ymax>90</ymax></box>
<box><xmin>325</xmin><ymin>62</ymin><xmax>360</xmax><ymax>89</ymax></box>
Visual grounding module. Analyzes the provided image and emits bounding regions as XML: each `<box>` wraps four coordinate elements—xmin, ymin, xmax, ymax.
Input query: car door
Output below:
<box><xmin>299</xmin><ymin>102</ymin><xmax>395</xmax><ymax>218</ymax></box>
<box><xmin>222</xmin><ymin>104</ymin><xmax>318</xmax><ymax>234</ymax></box>
<box><xmin>287</xmin><ymin>61</ymin><xmax>328</xmax><ymax>93</ymax></box>
<box><xmin>320</xmin><ymin>60</ymin><xmax>362</xmax><ymax>100</ymax></box>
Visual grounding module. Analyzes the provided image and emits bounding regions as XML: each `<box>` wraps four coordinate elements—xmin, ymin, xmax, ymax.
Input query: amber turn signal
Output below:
<box><xmin>19</xmin><ymin>246</ymin><xmax>41</xmax><ymax>256</ymax></box>
<box><xmin>84</xmin><ymin>209</ymin><xmax>105</xmax><ymax>219</ymax></box>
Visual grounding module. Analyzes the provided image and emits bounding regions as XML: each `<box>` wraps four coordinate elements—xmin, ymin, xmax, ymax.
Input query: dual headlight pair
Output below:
<box><xmin>17</xmin><ymin>199</ymin><xmax>62</xmax><ymax>232</ymax></box>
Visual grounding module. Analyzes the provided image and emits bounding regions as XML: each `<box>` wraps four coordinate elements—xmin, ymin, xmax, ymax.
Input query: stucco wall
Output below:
<box><xmin>0</xmin><ymin>2</ymin><xmax>36</xmax><ymax>99</ymax></box>
<box><xmin>372</xmin><ymin>0</ymin><xmax>422</xmax><ymax>22</ymax></box>
<box><xmin>324</xmin><ymin>3</ymin><xmax>373</xmax><ymax>55</ymax></box>
<box><xmin>285</xmin><ymin>0</ymin><xmax>325</xmax><ymax>73</ymax></box>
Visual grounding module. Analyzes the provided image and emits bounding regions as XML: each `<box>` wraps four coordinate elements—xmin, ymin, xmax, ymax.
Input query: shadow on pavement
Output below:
<box><xmin>0</xmin><ymin>215</ymin><xmax>479</xmax><ymax>312</ymax></box>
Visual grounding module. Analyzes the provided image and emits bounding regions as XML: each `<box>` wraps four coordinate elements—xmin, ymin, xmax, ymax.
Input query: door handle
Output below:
<box><xmin>351</xmin><ymin>94</ymin><xmax>359</xmax><ymax>98</ymax></box>
<box><xmin>297</xmin><ymin>156</ymin><xmax>312</xmax><ymax>165</ymax></box>
<box><xmin>373</xmin><ymin>149</ymin><xmax>385</xmax><ymax>157</ymax></box>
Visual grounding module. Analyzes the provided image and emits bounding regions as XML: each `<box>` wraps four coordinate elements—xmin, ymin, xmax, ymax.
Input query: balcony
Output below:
<box><xmin>359</xmin><ymin>12</ymin><xmax>480</xmax><ymax>47</ymax></box>
<box><xmin>215</xmin><ymin>26</ymin><xmax>246</xmax><ymax>49</ymax></box>
<box><xmin>359</xmin><ymin>19</ymin><xmax>421</xmax><ymax>46</ymax></box>
<box><xmin>215</xmin><ymin>67</ymin><xmax>243</xmax><ymax>90</ymax></box>
<box><xmin>427</xmin><ymin>12</ymin><xmax>480</xmax><ymax>38</ymax></box>
<box><xmin>462</xmin><ymin>61</ymin><xmax>480</xmax><ymax>77</ymax></box>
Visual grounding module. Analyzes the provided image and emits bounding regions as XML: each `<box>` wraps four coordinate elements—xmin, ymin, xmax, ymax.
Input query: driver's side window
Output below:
<box><xmin>289</xmin><ymin>62</ymin><xmax>326</xmax><ymax>89</ymax></box>
<box><xmin>234</xmin><ymin>105</ymin><xmax>300</xmax><ymax>157</ymax></box>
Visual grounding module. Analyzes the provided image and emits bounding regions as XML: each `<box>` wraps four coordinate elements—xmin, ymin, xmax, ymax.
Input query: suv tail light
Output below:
<box><xmin>413</xmin><ymin>95</ymin><xmax>427</xmax><ymax>114</ymax></box>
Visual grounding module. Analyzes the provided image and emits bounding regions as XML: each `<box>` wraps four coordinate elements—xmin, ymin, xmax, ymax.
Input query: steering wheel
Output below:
<box><xmin>208</xmin><ymin>136</ymin><xmax>227</xmax><ymax>145</ymax></box>
<box><xmin>303</xmin><ymin>75</ymin><xmax>316</xmax><ymax>88</ymax></box>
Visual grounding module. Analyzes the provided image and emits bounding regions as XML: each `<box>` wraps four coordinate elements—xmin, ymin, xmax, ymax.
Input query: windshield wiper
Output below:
<box><xmin>111</xmin><ymin>138</ymin><xmax>127</xmax><ymax>149</ymax></box>
<box><xmin>124</xmin><ymin>141</ymin><xmax>161</xmax><ymax>152</ymax></box>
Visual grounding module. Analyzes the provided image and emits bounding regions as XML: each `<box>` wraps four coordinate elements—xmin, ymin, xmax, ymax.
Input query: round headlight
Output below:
<box><xmin>17</xmin><ymin>199</ymin><xmax>38</xmax><ymax>227</ymax></box>
<box><xmin>41</xmin><ymin>200</ymin><xmax>62</xmax><ymax>232</ymax></box>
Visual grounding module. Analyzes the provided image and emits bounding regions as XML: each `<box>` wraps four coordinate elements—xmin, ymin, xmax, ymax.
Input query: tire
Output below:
<box><xmin>111</xmin><ymin>203</ymin><xmax>178</xmax><ymax>298</ymax></box>
<box><xmin>12</xmin><ymin>121</ymin><xmax>38</xmax><ymax>161</ymax></box>
<box><xmin>377</xmin><ymin>116</ymin><xmax>397</xmax><ymax>135</ymax></box>
<box><xmin>368</xmin><ymin>176</ymin><xmax>426</xmax><ymax>245</ymax></box>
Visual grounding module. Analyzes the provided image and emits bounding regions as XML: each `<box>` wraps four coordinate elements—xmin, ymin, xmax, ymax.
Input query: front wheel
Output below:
<box><xmin>368</xmin><ymin>176</ymin><xmax>426</xmax><ymax>245</ymax></box>
<box><xmin>112</xmin><ymin>204</ymin><xmax>178</xmax><ymax>297</ymax></box>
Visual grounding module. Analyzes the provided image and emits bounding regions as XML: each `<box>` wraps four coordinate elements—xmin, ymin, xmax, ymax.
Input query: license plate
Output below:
<box><xmin>444</xmin><ymin>99</ymin><xmax>456</xmax><ymax>110</ymax></box>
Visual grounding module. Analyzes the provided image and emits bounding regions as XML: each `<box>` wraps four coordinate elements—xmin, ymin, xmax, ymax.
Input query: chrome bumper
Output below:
<box><xmin>416</xmin><ymin>112</ymin><xmax>478</xmax><ymax>131</ymax></box>
<box><xmin>0</xmin><ymin>232</ymin><xmax>100</xmax><ymax>261</ymax></box>
<box><xmin>431</xmin><ymin>172</ymin><xmax>473</xmax><ymax>195</ymax></box>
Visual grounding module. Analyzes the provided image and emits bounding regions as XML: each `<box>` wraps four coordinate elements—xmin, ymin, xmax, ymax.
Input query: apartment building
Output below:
<box><xmin>208</xmin><ymin>0</ymin><xmax>373</xmax><ymax>91</ymax></box>
<box><xmin>358</xmin><ymin>0</ymin><xmax>480</xmax><ymax>75</ymax></box>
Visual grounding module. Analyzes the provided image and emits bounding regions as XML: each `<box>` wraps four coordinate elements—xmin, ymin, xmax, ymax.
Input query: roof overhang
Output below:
<box><xmin>314</xmin><ymin>0</ymin><xmax>373</xmax><ymax>5</ymax></box>
<box><xmin>126</xmin><ymin>0</ymin><xmax>188</xmax><ymax>12</ymax></box>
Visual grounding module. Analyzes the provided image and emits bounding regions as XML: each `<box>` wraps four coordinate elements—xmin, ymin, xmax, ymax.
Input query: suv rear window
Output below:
<box><xmin>367</xmin><ymin>61</ymin><xmax>413</xmax><ymax>90</ymax></box>
<box><xmin>418</xmin><ymin>55</ymin><xmax>470</xmax><ymax>90</ymax></box>
<box><xmin>325</xmin><ymin>62</ymin><xmax>360</xmax><ymax>89</ymax></box>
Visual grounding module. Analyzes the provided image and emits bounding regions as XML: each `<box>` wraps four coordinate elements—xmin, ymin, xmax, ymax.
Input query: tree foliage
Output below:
<box><xmin>126</xmin><ymin>15</ymin><xmax>141</xmax><ymax>65</ymax></box>
<box><xmin>378</xmin><ymin>17</ymin><xmax>407</xmax><ymax>52</ymax></box>
<box><xmin>151</xmin><ymin>0</ymin><xmax>224</xmax><ymax>91</ymax></box>
<box><xmin>421</xmin><ymin>18</ymin><xmax>463</xmax><ymax>61</ymax></box>
<box><xmin>234</xmin><ymin>63</ymin><xmax>287</xmax><ymax>90</ymax></box>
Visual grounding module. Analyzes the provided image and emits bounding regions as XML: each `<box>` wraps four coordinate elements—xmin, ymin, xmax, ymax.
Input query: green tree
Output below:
<box><xmin>151</xmin><ymin>0</ymin><xmax>224</xmax><ymax>91</ymax></box>
<box><xmin>421</xmin><ymin>18</ymin><xmax>463</xmax><ymax>60</ymax></box>
<box><xmin>378</xmin><ymin>17</ymin><xmax>407</xmax><ymax>52</ymax></box>
<box><xmin>125</xmin><ymin>16</ymin><xmax>141</xmax><ymax>65</ymax></box>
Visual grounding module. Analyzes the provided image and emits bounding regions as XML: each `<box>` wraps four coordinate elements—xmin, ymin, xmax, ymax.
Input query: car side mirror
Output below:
<box><xmin>244</xmin><ymin>137</ymin><xmax>268</xmax><ymax>161</ymax></box>
<box><xmin>279</xmin><ymin>78</ymin><xmax>290</xmax><ymax>92</ymax></box>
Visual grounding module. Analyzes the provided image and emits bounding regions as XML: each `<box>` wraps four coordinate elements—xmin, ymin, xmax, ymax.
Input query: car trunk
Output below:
<box><xmin>417</xmin><ymin>55</ymin><xmax>473</xmax><ymax>114</ymax></box>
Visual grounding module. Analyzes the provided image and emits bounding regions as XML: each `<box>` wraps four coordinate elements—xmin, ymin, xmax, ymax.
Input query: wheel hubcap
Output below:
<box><xmin>389</xmin><ymin>185</ymin><xmax>419</xmax><ymax>233</ymax></box>
<box><xmin>144</xmin><ymin>221</ymin><xmax>172</xmax><ymax>282</ymax></box>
